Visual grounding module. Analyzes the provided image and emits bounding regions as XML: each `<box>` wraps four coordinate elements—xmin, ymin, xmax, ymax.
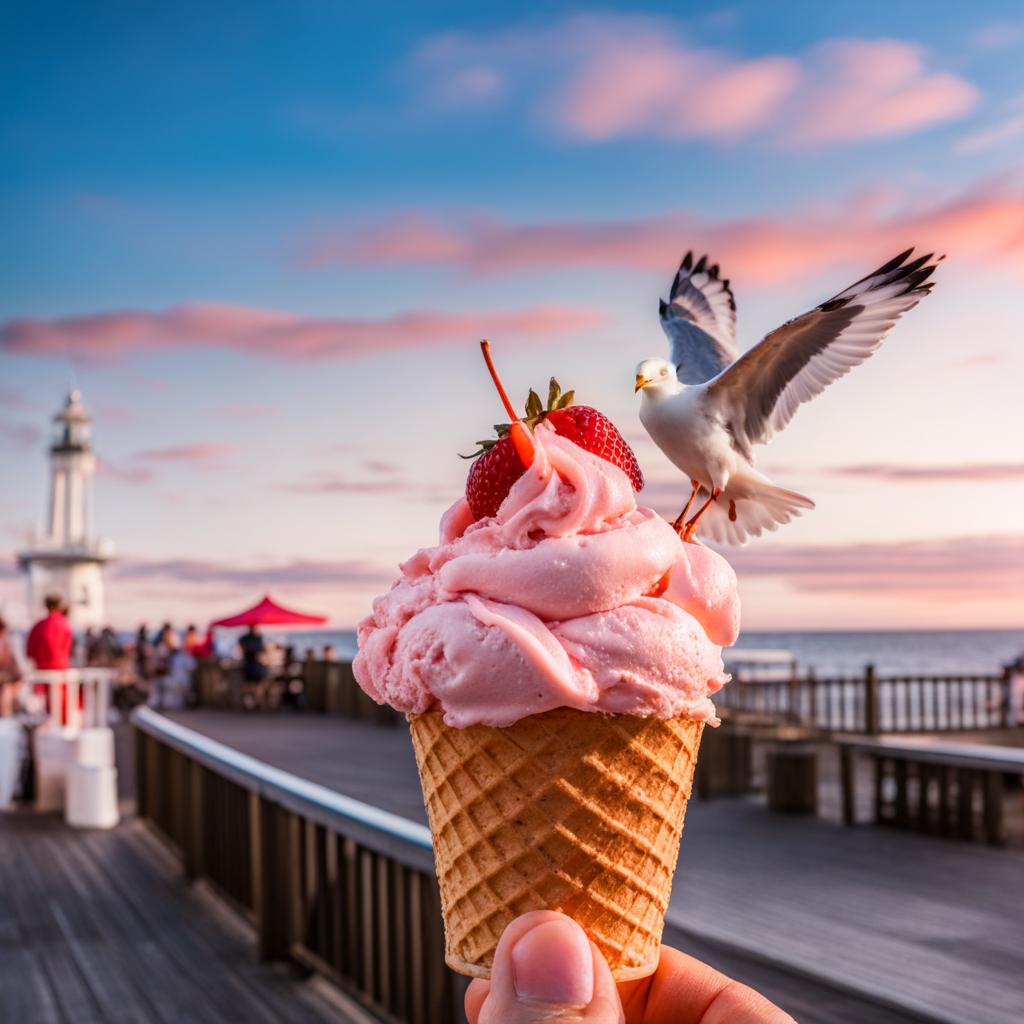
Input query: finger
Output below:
<box><xmin>620</xmin><ymin>946</ymin><xmax>793</xmax><ymax>1024</ymax></box>
<box><xmin>476</xmin><ymin>910</ymin><xmax>624</xmax><ymax>1023</ymax></box>
<box><xmin>465</xmin><ymin>979</ymin><xmax>489</xmax><ymax>1024</ymax></box>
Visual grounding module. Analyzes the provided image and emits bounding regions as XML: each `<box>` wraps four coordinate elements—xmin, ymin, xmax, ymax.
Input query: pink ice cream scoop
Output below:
<box><xmin>354</xmin><ymin>423</ymin><xmax>739</xmax><ymax>728</ymax></box>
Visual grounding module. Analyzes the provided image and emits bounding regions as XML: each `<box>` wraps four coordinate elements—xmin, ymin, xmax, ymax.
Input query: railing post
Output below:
<box><xmin>135</xmin><ymin>726</ymin><xmax>148</xmax><ymax>819</ymax></box>
<box><xmin>999</xmin><ymin>666</ymin><xmax>1012</xmax><ymax>728</ymax></box>
<box><xmin>184</xmin><ymin>761</ymin><xmax>205</xmax><ymax>881</ymax></box>
<box><xmin>840</xmin><ymin>744</ymin><xmax>855</xmax><ymax>824</ymax></box>
<box><xmin>864</xmin><ymin>664</ymin><xmax>879</xmax><ymax>735</ymax></box>
<box><xmin>257</xmin><ymin>798</ymin><xmax>296</xmax><ymax>961</ymax></box>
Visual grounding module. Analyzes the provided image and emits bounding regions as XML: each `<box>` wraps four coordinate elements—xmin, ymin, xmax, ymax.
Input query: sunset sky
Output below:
<box><xmin>1</xmin><ymin>3</ymin><xmax>1022</xmax><ymax>631</ymax></box>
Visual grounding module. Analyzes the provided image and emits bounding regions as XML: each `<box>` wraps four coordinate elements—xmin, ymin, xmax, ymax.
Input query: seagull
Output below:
<box><xmin>635</xmin><ymin>248</ymin><xmax>941</xmax><ymax>545</ymax></box>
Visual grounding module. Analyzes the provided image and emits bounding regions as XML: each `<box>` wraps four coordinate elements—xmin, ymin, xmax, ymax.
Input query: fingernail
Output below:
<box><xmin>511</xmin><ymin>918</ymin><xmax>594</xmax><ymax>1007</ymax></box>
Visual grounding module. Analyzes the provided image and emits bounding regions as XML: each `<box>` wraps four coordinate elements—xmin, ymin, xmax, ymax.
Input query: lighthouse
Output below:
<box><xmin>17</xmin><ymin>390</ymin><xmax>114</xmax><ymax>630</ymax></box>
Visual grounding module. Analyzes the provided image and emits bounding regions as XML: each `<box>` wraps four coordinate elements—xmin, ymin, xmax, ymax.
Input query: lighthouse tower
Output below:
<box><xmin>17</xmin><ymin>390</ymin><xmax>114</xmax><ymax>630</ymax></box>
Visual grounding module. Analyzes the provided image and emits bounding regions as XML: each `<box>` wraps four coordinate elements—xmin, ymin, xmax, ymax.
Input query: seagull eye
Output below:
<box><xmin>660</xmin><ymin>367</ymin><xmax>668</xmax><ymax>376</ymax></box>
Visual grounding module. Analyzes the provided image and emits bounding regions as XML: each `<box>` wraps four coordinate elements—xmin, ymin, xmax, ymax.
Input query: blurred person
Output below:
<box><xmin>322</xmin><ymin>643</ymin><xmax>336</xmax><ymax>662</ymax></box>
<box><xmin>150</xmin><ymin>624</ymin><xmax>179</xmax><ymax>709</ymax></box>
<box><xmin>25</xmin><ymin>594</ymin><xmax>74</xmax><ymax>722</ymax></box>
<box><xmin>238</xmin><ymin>625</ymin><xmax>267</xmax><ymax>709</ymax></box>
<box><xmin>280</xmin><ymin>644</ymin><xmax>305</xmax><ymax>711</ymax></box>
<box><xmin>83</xmin><ymin>626</ymin><xmax>99</xmax><ymax>664</ymax></box>
<box><xmin>162</xmin><ymin>631</ymin><xmax>195</xmax><ymax>711</ymax></box>
<box><xmin>194</xmin><ymin>627</ymin><xmax>216</xmax><ymax>659</ymax></box>
<box><xmin>27</xmin><ymin>594</ymin><xmax>72</xmax><ymax>671</ymax></box>
<box><xmin>183</xmin><ymin>624</ymin><xmax>201</xmax><ymax>656</ymax></box>
<box><xmin>135</xmin><ymin>623</ymin><xmax>152</xmax><ymax>681</ymax></box>
<box><xmin>0</xmin><ymin>617</ymin><xmax>23</xmax><ymax>717</ymax></box>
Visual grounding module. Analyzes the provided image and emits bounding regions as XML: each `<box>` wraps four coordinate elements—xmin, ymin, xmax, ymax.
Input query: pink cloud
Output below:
<box><xmin>96</xmin><ymin>458</ymin><xmax>154</xmax><ymax>485</ymax></box>
<box><xmin>216</xmin><ymin>402</ymin><xmax>280</xmax><ymax>418</ymax></box>
<box><xmin>0</xmin><ymin>419</ymin><xmax>42</xmax><ymax>449</ymax></box>
<box><xmin>309</xmin><ymin>175</ymin><xmax>1024</xmax><ymax>282</ymax></box>
<box><xmin>786</xmin><ymin>39</ymin><xmax>977</xmax><ymax>145</ymax></box>
<box><xmin>133</xmin><ymin>443</ymin><xmax>240</xmax><ymax>462</ymax></box>
<box><xmin>728</xmin><ymin>533</ymin><xmax>1024</xmax><ymax>599</ymax></box>
<box><xmin>110</xmin><ymin>556</ymin><xmax>393</xmax><ymax>588</ymax></box>
<box><xmin>0</xmin><ymin>303</ymin><xmax>603</xmax><ymax>361</ymax></box>
<box><xmin>557</xmin><ymin>36</ymin><xmax>799</xmax><ymax>141</ymax></box>
<box><xmin>828</xmin><ymin>462</ymin><xmax>1024</xmax><ymax>483</ymax></box>
<box><xmin>410</xmin><ymin>16</ymin><xmax>976</xmax><ymax>145</ymax></box>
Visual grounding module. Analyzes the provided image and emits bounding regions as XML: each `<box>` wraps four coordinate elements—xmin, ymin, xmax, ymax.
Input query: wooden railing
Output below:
<box><xmin>303</xmin><ymin>660</ymin><xmax>402</xmax><ymax>724</ymax></box>
<box><xmin>839</xmin><ymin>737</ymin><xmax>1024</xmax><ymax>844</ymax></box>
<box><xmin>133</xmin><ymin>707</ymin><xmax>464</xmax><ymax>1023</ymax></box>
<box><xmin>717</xmin><ymin>665</ymin><xmax>1012</xmax><ymax>734</ymax></box>
<box><xmin>193</xmin><ymin>658</ymin><xmax>402</xmax><ymax>724</ymax></box>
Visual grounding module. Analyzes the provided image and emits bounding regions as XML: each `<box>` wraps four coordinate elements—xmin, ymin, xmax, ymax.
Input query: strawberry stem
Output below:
<box><xmin>480</xmin><ymin>339</ymin><xmax>534</xmax><ymax>468</ymax></box>
<box><xmin>480</xmin><ymin>340</ymin><xmax>519</xmax><ymax>422</ymax></box>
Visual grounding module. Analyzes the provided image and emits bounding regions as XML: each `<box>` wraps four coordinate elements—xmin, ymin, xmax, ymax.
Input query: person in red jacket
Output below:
<box><xmin>26</xmin><ymin>594</ymin><xmax>74</xmax><ymax>722</ymax></box>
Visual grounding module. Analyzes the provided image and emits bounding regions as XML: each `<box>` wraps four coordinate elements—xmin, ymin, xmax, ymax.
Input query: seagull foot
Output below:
<box><xmin>672</xmin><ymin>479</ymin><xmax>701</xmax><ymax>534</ymax></box>
<box><xmin>681</xmin><ymin>487</ymin><xmax>721</xmax><ymax>542</ymax></box>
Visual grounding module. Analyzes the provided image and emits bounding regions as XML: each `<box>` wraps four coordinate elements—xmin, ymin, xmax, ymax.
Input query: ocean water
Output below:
<box><xmin>315</xmin><ymin>628</ymin><xmax>1024</xmax><ymax>677</ymax></box>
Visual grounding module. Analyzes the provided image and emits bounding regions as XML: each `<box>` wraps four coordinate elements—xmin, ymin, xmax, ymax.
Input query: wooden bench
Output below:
<box><xmin>839</xmin><ymin>737</ymin><xmax>1024</xmax><ymax>845</ymax></box>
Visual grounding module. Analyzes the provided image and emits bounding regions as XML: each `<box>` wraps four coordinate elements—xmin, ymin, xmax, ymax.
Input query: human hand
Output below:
<box><xmin>465</xmin><ymin>911</ymin><xmax>795</xmax><ymax>1024</ymax></box>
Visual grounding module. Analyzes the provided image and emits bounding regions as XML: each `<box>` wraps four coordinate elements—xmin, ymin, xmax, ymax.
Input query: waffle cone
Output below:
<box><xmin>408</xmin><ymin>709</ymin><xmax>704</xmax><ymax>981</ymax></box>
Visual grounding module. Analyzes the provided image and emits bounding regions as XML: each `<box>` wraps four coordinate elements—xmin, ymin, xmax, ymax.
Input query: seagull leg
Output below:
<box><xmin>671</xmin><ymin>479</ymin><xmax>701</xmax><ymax>533</ymax></box>
<box><xmin>682</xmin><ymin>487</ymin><xmax>721</xmax><ymax>542</ymax></box>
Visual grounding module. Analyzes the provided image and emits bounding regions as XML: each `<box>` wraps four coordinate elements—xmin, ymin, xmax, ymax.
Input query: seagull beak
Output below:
<box><xmin>634</xmin><ymin>374</ymin><xmax>649</xmax><ymax>393</ymax></box>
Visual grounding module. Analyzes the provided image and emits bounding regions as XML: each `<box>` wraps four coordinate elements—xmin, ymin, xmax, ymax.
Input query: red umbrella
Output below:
<box><xmin>210</xmin><ymin>594</ymin><xmax>327</xmax><ymax>628</ymax></box>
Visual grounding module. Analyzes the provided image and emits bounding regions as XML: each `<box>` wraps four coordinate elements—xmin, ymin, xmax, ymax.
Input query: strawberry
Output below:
<box><xmin>463</xmin><ymin>345</ymin><xmax>644</xmax><ymax>520</ymax></box>
<box><xmin>545</xmin><ymin>404</ymin><xmax>644</xmax><ymax>491</ymax></box>
<box><xmin>465</xmin><ymin>436</ymin><xmax>527</xmax><ymax>520</ymax></box>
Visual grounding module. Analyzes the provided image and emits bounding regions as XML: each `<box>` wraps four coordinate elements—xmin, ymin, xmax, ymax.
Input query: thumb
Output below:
<box><xmin>471</xmin><ymin>911</ymin><xmax>624</xmax><ymax>1024</ymax></box>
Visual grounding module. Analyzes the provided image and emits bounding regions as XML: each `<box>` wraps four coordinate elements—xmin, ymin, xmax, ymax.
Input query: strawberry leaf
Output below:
<box><xmin>525</xmin><ymin>389</ymin><xmax>544</xmax><ymax>419</ymax></box>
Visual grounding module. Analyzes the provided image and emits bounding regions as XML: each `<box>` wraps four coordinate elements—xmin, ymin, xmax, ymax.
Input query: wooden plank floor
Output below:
<box><xmin>0</xmin><ymin>810</ymin><xmax>365</xmax><ymax>1024</ymax></box>
<box><xmin>168</xmin><ymin>710</ymin><xmax>1024</xmax><ymax>1024</ymax></box>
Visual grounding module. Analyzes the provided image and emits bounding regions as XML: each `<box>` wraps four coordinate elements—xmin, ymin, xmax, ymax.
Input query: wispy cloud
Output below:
<box><xmin>411</xmin><ymin>15</ymin><xmax>977</xmax><ymax>146</ymax></box>
<box><xmin>955</xmin><ymin>95</ymin><xmax>1024</xmax><ymax>155</ymax></box>
<box><xmin>281</xmin><ymin>476</ymin><xmax>416</xmax><ymax>496</ymax></box>
<box><xmin>971</xmin><ymin>20</ymin><xmax>1024</xmax><ymax>50</ymax></box>
<box><xmin>306</xmin><ymin>175</ymin><xmax>1024</xmax><ymax>282</ymax></box>
<box><xmin>133</xmin><ymin>443</ymin><xmax>240</xmax><ymax>462</ymax></box>
<box><xmin>96</xmin><ymin>458</ymin><xmax>155</xmax><ymax>485</ymax></box>
<box><xmin>215</xmin><ymin>402</ymin><xmax>281</xmax><ymax>418</ymax></box>
<box><xmin>110</xmin><ymin>556</ymin><xmax>394</xmax><ymax>588</ymax></box>
<box><xmin>827</xmin><ymin>462</ymin><xmax>1024</xmax><ymax>483</ymax></box>
<box><xmin>0</xmin><ymin>419</ymin><xmax>42</xmax><ymax>449</ymax></box>
<box><xmin>0</xmin><ymin>303</ymin><xmax>603</xmax><ymax>361</ymax></box>
<box><xmin>728</xmin><ymin>533</ymin><xmax>1024</xmax><ymax>598</ymax></box>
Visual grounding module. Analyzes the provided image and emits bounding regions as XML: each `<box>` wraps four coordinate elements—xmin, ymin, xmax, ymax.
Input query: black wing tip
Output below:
<box><xmin>669</xmin><ymin>249</ymin><xmax>736</xmax><ymax>305</ymax></box>
<box><xmin>853</xmin><ymin>246</ymin><xmax>944</xmax><ymax>299</ymax></box>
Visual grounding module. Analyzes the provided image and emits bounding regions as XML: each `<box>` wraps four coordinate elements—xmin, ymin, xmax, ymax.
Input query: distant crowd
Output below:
<box><xmin>0</xmin><ymin>595</ymin><xmax>340</xmax><ymax>717</ymax></box>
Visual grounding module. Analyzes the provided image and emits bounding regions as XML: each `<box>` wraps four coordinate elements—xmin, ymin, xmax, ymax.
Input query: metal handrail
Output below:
<box><xmin>131</xmin><ymin>706</ymin><xmax>432</xmax><ymax>856</ymax></box>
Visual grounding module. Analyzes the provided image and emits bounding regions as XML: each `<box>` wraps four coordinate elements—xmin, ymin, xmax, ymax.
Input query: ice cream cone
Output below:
<box><xmin>408</xmin><ymin>709</ymin><xmax>704</xmax><ymax>981</ymax></box>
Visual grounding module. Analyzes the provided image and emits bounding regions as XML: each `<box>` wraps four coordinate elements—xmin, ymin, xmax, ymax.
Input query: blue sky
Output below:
<box><xmin>2</xmin><ymin>3</ymin><xmax>1023</xmax><ymax>630</ymax></box>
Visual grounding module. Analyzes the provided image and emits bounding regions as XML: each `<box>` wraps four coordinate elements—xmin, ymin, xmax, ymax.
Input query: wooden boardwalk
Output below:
<box><xmin>166</xmin><ymin>709</ymin><xmax>1024</xmax><ymax>1024</ymax></box>
<box><xmin>0</xmin><ymin>810</ymin><xmax>368</xmax><ymax>1024</ymax></box>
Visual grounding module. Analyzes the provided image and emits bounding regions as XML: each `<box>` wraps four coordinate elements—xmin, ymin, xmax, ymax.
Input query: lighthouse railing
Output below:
<box><xmin>27</xmin><ymin>667</ymin><xmax>117</xmax><ymax>730</ymax></box>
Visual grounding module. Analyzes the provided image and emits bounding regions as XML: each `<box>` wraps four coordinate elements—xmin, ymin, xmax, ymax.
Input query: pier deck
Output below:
<box><xmin>0</xmin><ymin>810</ymin><xmax>364</xmax><ymax>1024</ymax></box>
<box><xmin>167</xmin><ymin>709</ymin><xmax>1024</xmax><ymax>1024</ymax></box>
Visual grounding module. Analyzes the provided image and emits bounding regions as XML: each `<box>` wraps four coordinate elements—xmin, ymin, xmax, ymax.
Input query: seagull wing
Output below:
<box><xmin>708</xmin><ymin>248</ymin><xmax>941</xmax><ymax>455</ymax></box>
<box><xmin>660</xmin><ymin>251</ymin><xmax>738</xmax><ymax>385</ymax></box>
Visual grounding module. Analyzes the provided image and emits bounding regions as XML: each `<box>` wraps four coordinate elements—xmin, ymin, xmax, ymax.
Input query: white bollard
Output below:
<box><xmin>76</xmin><ymin>727</ymin><xmax>116</xmax><ymax>769</ymax></box>
<box><xmin>0</xmin><ymin>720</ymin><xmax>20</xmax><ymax>809</ymax></box>
<box><xmin>65</xmin><ymin>763</ymin><xmax>120</xmax><ymax>829</ymax></box>
<box><xmin>34</xmin><ymin>726</ymin><xmax>79</xmax><ymax>812</ymax></box>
